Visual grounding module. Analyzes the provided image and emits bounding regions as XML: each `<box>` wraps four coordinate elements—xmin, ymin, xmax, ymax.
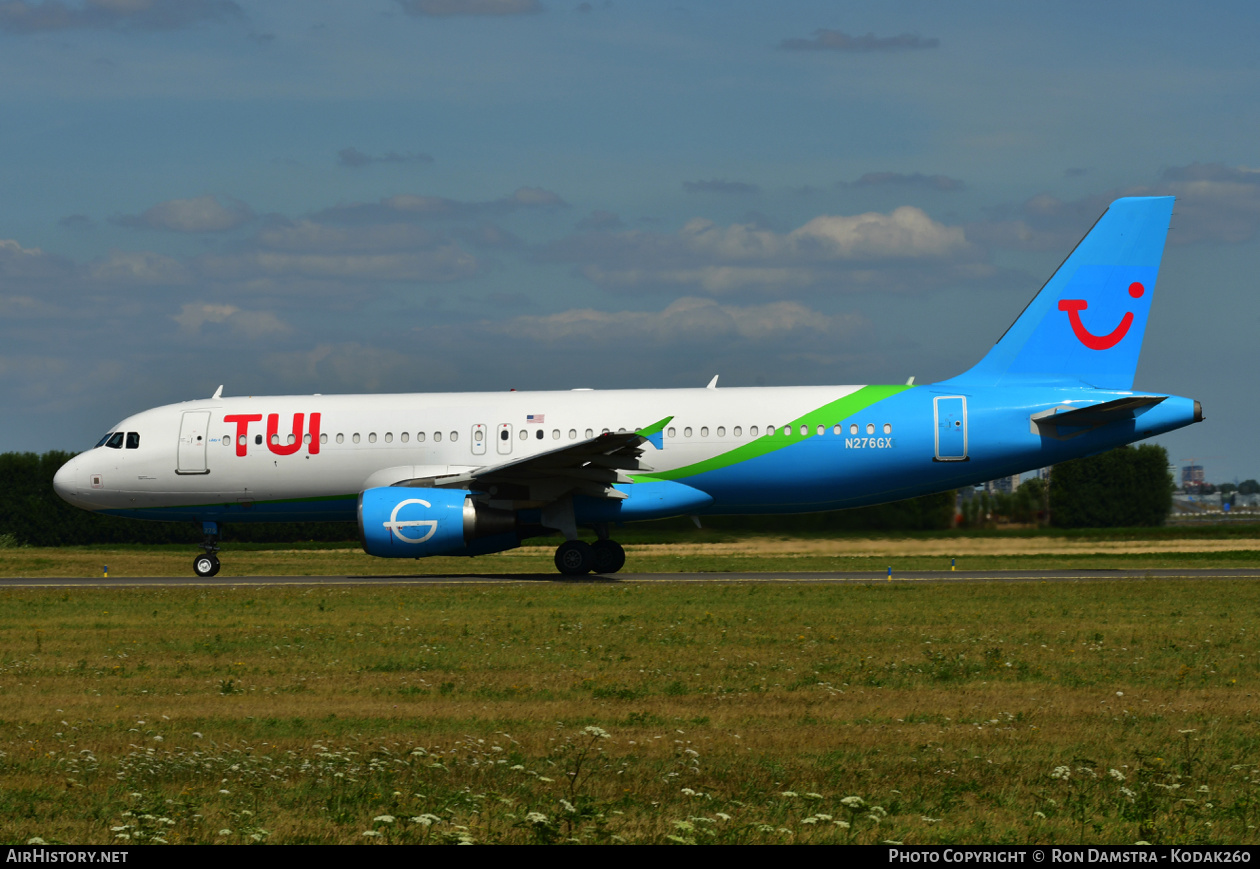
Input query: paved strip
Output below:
<box><xmin>2</xmin><ymin>568</ymin><xmax>1259</xmax><ymax>588</ymax></box>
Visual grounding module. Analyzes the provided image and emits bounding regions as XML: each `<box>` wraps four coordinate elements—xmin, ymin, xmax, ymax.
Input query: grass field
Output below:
<box><xmin>3</xmin><ymin>530</ymin><xmax>1260</xmax><ymax>578</ymax></box>
<box><xmin>2</xmin><ymin>568</ymin><xmax>1259</xmax><ymax>845</ymax></box>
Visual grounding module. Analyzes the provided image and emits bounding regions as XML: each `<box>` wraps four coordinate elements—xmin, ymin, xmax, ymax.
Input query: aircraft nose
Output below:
<box><xmin>53</xmin><ymin>456</ymin><xmax>82</xmax><ymax>505</ymax></box>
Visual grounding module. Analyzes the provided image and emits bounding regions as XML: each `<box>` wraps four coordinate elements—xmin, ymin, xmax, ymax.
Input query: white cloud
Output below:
<box><xmin>198</xmin><ymin>247</ymin><xmax>477</xmax><ymax>283</ymax></box>
<box><xmin>479</xmin><ymin>297</ymin><xmax>861</xmax><ymax>344</ymax></box>
<box><xmin>172</xmin><ymin>302</ymin><xmax>289</xmax><ymax>338</ymax></box>
<box><xmin>114</xmin><ymin>195</ymin><xmax>253</xmax><ymax>233</ymax></box>
<box><xmin>543</xmin><ymin>207</ymin><xmax>980</xmax><ymax>294</ymax></box>
<box><xmin>89</xmin><ymin>250</ymin><xmax>188</xmax><ymax>284</ymax></box>
<box><xmin>396</xmin><ymin>0</ymin><xmax>540</xmax><ymax>17</ymax></box>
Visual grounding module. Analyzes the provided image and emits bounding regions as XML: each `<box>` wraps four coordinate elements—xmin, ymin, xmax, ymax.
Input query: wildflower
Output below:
<box><xmin>673</xmin><ymin>821</ymin><xmax>694</xmax><ymax>832</ymax></box>
<box><xmin>525</xmin><ymin>812</ymin><xmax>548</xmax><ymax>825</ymax></box>
<box><xmin>362</xmin><ymin>830</ymin><xmax>384</xmax><ymax>838</ymax></box>
<box><xmin>840</xmin><ymin>796</ymin><xmax>865</xmax><ymax>809</ymax></box>
<box><xmin>1033</xmin><ymin>811</ymin><xmax>1047</xmax><ymax>820</ymax></box>
<box><xmin>373</xmin><ymin>815</ymin><xmax>396</xmax><ymax>824</ymax></box>
<box><xmin>560</xmin><ymin>799</ymin><xmax>576</xmax><ymax>813</ymax></box>
<box><xmin>715</xmin><ymin>813</ymin><xmax>731</xmax><ymax>821</ymax></box>
<box><xmin>26</xmin><ymin>838</ymin><xmax>47</xmax><ymax>846</ymax></box>
<box><xmin>1051</xmin><ymin>766</ymin><xmax>1071</xmax><ymax>780</ymax></box>
<box><xmin>583</xmin><ymin>726</ymin><xmax>610</xmax><ymax>739</ymax></box>
<box><xmin>780</xmin><ymin>791</ymin><xmax>799</xmax><ymax>798</ymax></box>
<box><xmin>1109</xmin><ymin>769</ymin><xmax>1126</xmax><ymax>782</ymax></box>
<box><xmin>834</xmin><ymin>820</ymin><xmax>851</xmax><ymax>830</ymax></box>
<box><xmin>218</xmin><ymin>829</ymin><xmax>232</xmax><ymax>836</ymax></box>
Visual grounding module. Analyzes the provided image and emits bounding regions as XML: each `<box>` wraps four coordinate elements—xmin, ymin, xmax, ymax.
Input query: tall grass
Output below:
<box><xmin>0</xmin><ymin>580</ymin><xmax>1257</xmax><ymax>844</ymax></box>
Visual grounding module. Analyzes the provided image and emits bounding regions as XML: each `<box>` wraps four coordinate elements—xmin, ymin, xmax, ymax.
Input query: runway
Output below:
<box><xmin>2</xmin><ymin>568</ymin><xmax>1259</xmax><ymax>588</ymax></box>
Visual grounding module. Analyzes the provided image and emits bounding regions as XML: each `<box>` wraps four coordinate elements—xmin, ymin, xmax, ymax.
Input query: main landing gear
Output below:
<box><xmin>193</xmin><ymin>521</ymin><xmax>221</xmax><ymax>577</ymax></box>
<box><xmin>554</xmin><ymin>538</ymin><xmax>626</xmax><ymax>577</ymax></box>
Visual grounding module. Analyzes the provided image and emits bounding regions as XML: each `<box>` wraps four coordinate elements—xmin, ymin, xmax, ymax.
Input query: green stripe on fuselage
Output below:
<box><xmin>634</xmin><ymin>383</ymin><xmax>912</xmax><ymax>482</ymax></box>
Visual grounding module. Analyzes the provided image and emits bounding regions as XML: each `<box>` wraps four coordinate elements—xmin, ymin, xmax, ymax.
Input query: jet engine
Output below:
<box><xmin>358</xmin><ymin>487</ymin><xmax>517</xmax><ymax>558</ymax></box>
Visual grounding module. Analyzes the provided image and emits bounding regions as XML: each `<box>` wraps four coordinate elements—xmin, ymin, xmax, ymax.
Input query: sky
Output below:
<box><xmin>1</xmin><ymin>0</ymin><xmax>1258</xmax><ymax>483</ymax></box>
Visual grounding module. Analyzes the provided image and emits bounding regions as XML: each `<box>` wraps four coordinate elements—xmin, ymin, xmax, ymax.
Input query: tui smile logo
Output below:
<box><xmin>1058</xmin><ymin>282</ymin><xmax>1145</xmax><ymax>350</ymax></box>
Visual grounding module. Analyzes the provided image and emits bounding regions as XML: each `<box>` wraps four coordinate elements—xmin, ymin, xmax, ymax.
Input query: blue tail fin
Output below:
<box><xmin>945</xmin><ymin>196</ymin><xmax>1175</xmax><ymax>390</ymax></box>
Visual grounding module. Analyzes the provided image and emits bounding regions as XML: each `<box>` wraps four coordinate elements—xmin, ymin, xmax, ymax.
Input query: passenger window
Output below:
<box><xmin>320</xmin><ymin>433</ymin><xmax>329</xmax><ymax>444</ymax></box>
<box><xmin>223</xmin><ymin>434</ymin><xmax>231</xmax><ymax>446</ymax></box>
<box><xmin>433</xmin><ymin>432</ymin><xmax>442</xmax><ymax>443</ymax></box>
<box><xmin>384</xmin><ymin>433</ymin><xmax>393</xmax><ymax>443</ymax></box>
<box><xmin>106</xmin><ymin>432</ymin><xmax>124</xmax><ymax>449</ymax></box>
<box><xmin>750</xmin><ymin>426</ymin><xmax>758</xmax><ymax>437</ymax></box>
<box><xmin>849</xmin><ymin>424</ymin><xmax>858</xmax><ymax>435</ymax></box>
<box><xmin>833</xmin><ymin>424</ymin><xmax>841</xmax><ymax>435</ymax></box>
<box><xmin>368</xmin><ymin>433</ymin><xmax>377</xmax><ymax>443</ymax></box>
<box><xmin>287</xmin><ymin>433</ymin><xmax>296</xmax><ymax>445</ymax></box>
<box><xmin>552</xmin><ymin>429</ymin><xmax>560</xmax><ymax>440</ymax></box>
<box><xmin>450</xmin><ymin>431</ymin><xmax>458</xmax><ymax>442</ymax></box>
<box><xmin>126</xmin><ymin>432</ymin><xmax>140</xmax><ymax>449</ymax></box>
<box><xmin>353</xmin><ymin>433</ymin><xmax>361</xmax><ymax>444</ymax></box>
<box><xmin>700</xmin><ymin>426</ymin><xmax>709</xmax><ymax>437</ymax></box>
<box><xmin>866</xmin><ymin>423</ymin><xmax>875</xmax><ymax>435</ymax></box>
<box><xmin>733</xmin><ymin>426</ymin><xmax>742</xmax><ymax>437</ymax></box>
<box><xmin>304</xmin><ymin>433</ymin><xmax>311</xmax><ymax>444</ymax></box>
<box><xmin>767</xmin><ymin>426</ymin><xmax>776</xmax><ymax>436</ymax></box>
<box><xmin>585</xmin><ymin>429</ymin><xmax>593</xmax><ymax>438</ymax></box>
<box><xmin>474</xmin><ymin>430</ymin><xmax>482</xmax><ymax>443</ymax></box>
<box><xmin>500</xmin><ymin>430</ymin><xmax>509</xmax><ymax>441</ymax></box>
<box><xmin>401</xmin><ymin>432</ymin><xmax>408</xmax><ymax>443</ymax></box>
<box><xmin>568</xmin><ymin>429</ymin><xmax>577</xmax><ymax>440</ymax></box>
<box><xmin>336</xmin><ymin>433</ymin><xmax>345</xmax><ymax>444</ymax></box>
<box><xmin>815</xmin><ymin>425</ymin><xmax>823</xmax><ymax>436</ymax></box>
<box><xmin>684</xmin><ymin>427</ymin><xmax>692</xmax><ymax>437</ymax></box>
<box><xmin>535</xmin><ymin>430</ymin><xmax>543</xmax><ymax>440</ymax></box>
<box><xmin>783</xmin><ymin>426</ymin><xmax>791</xmax><ymax>436</ymax></box>
<box><xmin>884</xmin><ymin>423</ymin><xmax>893</xmax><ymax>434</ymax></box>
<box><xmin>800</xmin><ymin>424</ymin><xmax>808</xmax><ymax>436</ymax></box>
<box><xmin>717</xmin><ymin>426</ymin><xmax>725</xmax><ymax>437</ymax></box>
<box><xmin>518</xmin><ymin>430</ymin><xmax>527</xmax><ymax>441</ymax></box>
<box><xmin>668</xmin><ymin>427</ymin><xmax>676</xmax><ymax>438</ymax></box>
<box><xmin>417</xmin><ymin>432</ymin><xmax>426</xmax><ymax>443</ymax></box>
<box><xmin>256</xmin><ymin>434</ymin><xmax>264</xmax><ymax>445</ymax></box>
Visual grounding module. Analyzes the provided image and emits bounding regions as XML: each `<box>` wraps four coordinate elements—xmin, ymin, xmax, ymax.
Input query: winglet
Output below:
<box><xmin>706</xmin><ymin>375</ymin><xmax>719</xmax><ymax>389</ymax></box>
<box><xmin>635</xmin><ymin>415</ymin><xmax>673</xmax><ymax>450</ymax></box>
<box><xmin>212</xmin><ymin>385</ymin><xmax>224</xmax><ymax>400</ymax></box>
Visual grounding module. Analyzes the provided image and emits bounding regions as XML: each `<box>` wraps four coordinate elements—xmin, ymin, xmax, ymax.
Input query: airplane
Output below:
<box><xmin>53</xmin><ymin>196</ymin><xmax>1201</xmax><ymax>578</ymax></box>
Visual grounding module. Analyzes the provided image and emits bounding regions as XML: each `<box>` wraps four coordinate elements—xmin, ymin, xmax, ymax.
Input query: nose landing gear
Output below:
<box><xmin>194</xmin><ymin>521</ymin><xmax>222</xmax><ymax>577</ymax></box>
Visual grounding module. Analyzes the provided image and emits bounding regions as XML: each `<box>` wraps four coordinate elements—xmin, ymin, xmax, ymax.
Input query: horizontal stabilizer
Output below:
<box><xmin>1032</xmin><ymin>395</ymin><xmax>1166</xmax><ymax>439</ymax></box>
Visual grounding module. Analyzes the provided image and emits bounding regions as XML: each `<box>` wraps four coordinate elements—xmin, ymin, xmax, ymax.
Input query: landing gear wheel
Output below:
<box><xmin>591</xmin><ymin>539</ymin><xmax>626</xmax><ymax>574</ymax></box>
<box><xmin>554</xmin><ymin>540</ymin><xmax>594</xmax><ymax>576</ymax></box>
<box><xmin>194</xmin><ymin>554</ymin><xmax>220</xmax><ymax>578</ymax></box>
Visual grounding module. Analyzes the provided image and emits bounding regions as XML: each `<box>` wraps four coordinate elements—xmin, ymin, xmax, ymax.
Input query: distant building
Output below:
<box><xmin>986</xmin><ymin>474</ymin><xmax>1020</xmax><ymax>495</ymax></box>
<box><xmin>1182</xmin><ymin>464</ymin><xmax>1205</xmax><ymax>490</ymax></box>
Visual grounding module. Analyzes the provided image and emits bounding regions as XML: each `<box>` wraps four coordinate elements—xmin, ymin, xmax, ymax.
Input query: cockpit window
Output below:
<box><xmin>126</xmin><ymin>432</ymin><xmax>140</xmax><ymax>449</ymax></box>
<box><xmin>94</xmin><ymin>432</ymin><xmax>115</xmax><ymax>448</ymax></box>
<box><xmin>105</xmin><ymin>432</ymin><xmax>124</xmax><ymax>449</ymax></box>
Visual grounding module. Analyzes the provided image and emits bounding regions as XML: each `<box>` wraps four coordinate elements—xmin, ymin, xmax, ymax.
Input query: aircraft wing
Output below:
<box><xmin>396</xmin><ymin>415</ymin><xmax>673</xmax><ymax>503</ymax></box>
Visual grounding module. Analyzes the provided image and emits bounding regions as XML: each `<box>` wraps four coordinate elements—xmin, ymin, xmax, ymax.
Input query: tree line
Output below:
<box><xmin>0</xmin><ymin>445</ymin><xmax>1176</xmax><ymax>547</ymax></box>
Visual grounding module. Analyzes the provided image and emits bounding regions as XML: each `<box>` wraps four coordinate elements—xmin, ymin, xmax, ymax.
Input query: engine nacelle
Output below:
<box><xmin>358</xmin><ymin>487</ymin><xmax>517</xmax><ymax>558</ymax></box>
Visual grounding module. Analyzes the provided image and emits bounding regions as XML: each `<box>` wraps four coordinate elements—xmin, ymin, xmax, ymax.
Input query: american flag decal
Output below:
<box><xmin>526</xmin><ymin>414</ymin><xmax>545</xmax><ymax>423</ymax></box>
